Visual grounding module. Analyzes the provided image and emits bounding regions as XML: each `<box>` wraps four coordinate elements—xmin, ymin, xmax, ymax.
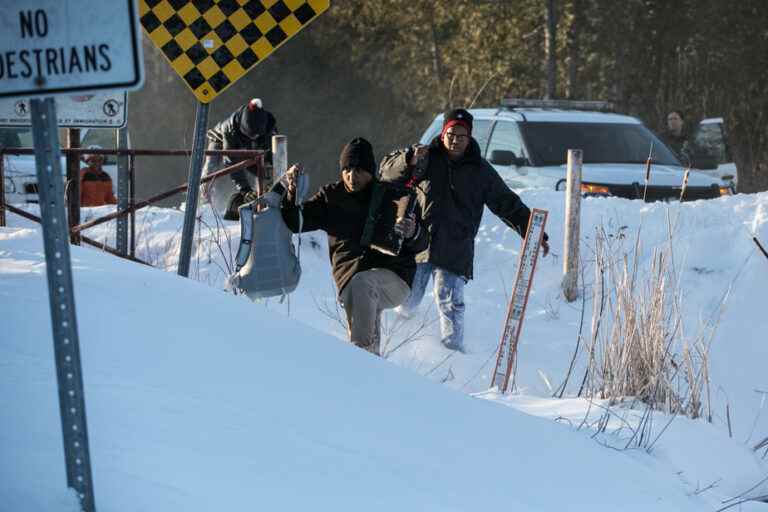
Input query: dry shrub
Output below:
<box><xmin>579</xmin><ymin>223</ymin><xmax>714</xmax><ymax>420</ymax></box>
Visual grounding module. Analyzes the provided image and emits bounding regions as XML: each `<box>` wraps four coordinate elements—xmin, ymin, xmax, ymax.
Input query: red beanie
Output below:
<box><xmin>440</xmin><ymin>108</ymin><xmax>473</xmax><ymax>139</ymax></box>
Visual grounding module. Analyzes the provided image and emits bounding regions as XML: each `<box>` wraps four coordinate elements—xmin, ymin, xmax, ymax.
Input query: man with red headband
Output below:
<box><xmin>380</xmin><ymin>108</ymin><xmax>549</xmax><ymax>352</ymax></box>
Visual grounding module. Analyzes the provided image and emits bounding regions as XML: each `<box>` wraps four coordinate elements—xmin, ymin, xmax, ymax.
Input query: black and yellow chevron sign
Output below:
<box><xmin>139</xmin><ymin>0</ymin><xmax>329</xmax><ymax>103</ymax></box>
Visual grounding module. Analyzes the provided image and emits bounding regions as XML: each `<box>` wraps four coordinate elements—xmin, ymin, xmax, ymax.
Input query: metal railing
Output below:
<box><xmin>1</xmin><ymin>148</ymin><xmax>266</xmax><ymax>264</ymax></box>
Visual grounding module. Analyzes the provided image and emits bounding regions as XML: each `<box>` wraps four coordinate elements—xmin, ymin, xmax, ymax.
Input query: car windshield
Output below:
<box><xmin>520</xmin><ymin>122</ymin><xmax>682</xmax><ymax>167</ymax></box>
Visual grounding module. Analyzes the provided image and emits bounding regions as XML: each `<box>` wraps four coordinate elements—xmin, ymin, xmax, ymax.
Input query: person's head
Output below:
<box><xmin>441</xmin><ymin>108</ymin><xmax>473</xmax><ymax>159</ymax></box>
<box><xmin>239</xmin><ymin>98</ymin><xmax>268</xmax><ymax>140</ymax></box>
<box><xmin>666</xmin><ymin>109</ymin><xmax>685</xmax><ymax>135</ymax></box>
<box><xmin>82</xmin><ymin>146</ymin><xmax>105</xmax><ymax>168</ymax></box>
<box><xmin>339</xmin><ymin>137</ymin><xmax>376</xmax><ymax>192</ymax></box>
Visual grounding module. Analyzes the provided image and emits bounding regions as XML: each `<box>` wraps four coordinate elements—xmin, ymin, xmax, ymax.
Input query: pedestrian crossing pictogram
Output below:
<box><xmin>139</xmin><ymin>0</ymin><xmax>330</xmax><ymax>103</ymax></box>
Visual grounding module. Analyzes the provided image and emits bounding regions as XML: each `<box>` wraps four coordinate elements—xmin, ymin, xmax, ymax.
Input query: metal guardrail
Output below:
<box><xmin>1</xmin><ymin>148</ymin><xmax>265</xmax><ymax>263</ymax></box>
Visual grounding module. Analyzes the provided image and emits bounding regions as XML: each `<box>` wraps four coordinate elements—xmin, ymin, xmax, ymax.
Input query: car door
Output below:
<box><xmin>693</xmin><ymin>119</ymin><xmax>737</xmax><ymax>186</ymax></box>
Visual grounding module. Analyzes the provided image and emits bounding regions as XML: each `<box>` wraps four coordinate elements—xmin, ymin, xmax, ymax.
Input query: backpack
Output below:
<box><xmin>361</xmin><ymin>147</ymin><xmax>428</xmax><ymax>256</ymax></box>
<box><xmin>228</xmin><ymin>173</ymin><xmax>309</xmax><ymax>301</ymax></box>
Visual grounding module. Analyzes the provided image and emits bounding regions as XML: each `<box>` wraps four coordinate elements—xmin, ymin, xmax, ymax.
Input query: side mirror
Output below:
<box><xmin>490</xmin><ymin>150</ymin><xmax>527</xmax><ymax>167</ymax></box>
<box><xmin>490</xmin><ymin>149</ymin><xmax>515</xmax><ymax>166</ymax></box>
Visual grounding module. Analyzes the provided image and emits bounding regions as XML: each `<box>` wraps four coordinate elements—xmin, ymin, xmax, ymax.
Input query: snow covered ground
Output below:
<box><xmin>3</xmin><ymin>188</ymin><xmax>768</xmax><ymax>510</ymax></box>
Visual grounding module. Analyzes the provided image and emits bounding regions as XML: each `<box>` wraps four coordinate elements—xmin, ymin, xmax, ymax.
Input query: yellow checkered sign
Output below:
<box><xmin>140</xmin><ymin>0</ymin><xmax>329</xmax><ymax>103</ymax></box>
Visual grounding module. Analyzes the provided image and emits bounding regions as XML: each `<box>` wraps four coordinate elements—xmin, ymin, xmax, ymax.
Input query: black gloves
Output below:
<box><xmin>224</xmin><ymin>192</ymin><xmax>246</xmax><ymax>221</ymax></box>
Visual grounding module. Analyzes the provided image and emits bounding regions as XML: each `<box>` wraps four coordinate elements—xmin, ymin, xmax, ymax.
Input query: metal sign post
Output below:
<box><xmin>490</xmin><ymin>209</ymin><xmax>549</xmax><ymax>394</ymax></box>
<box><xmin>30</xmin><ymin>98</ymin><xmax>95</xmax><ymax>512</ymax></box>
<box><xmin>1</xmin><ymin>2</ymin><xmax>145</xmax><ymax>509</ymax></box>
<box><xmin>116</xmin><ymin>128</ymin><xmax>130</xmax><ymax>255</ymax></box>
<box><xmin>177</xmin><ymin>102</ymin><xmax>209</xmax><ymax>277</ymax></box>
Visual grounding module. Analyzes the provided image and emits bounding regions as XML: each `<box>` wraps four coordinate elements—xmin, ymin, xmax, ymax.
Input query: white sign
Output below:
<box><xmin>0</xmin><ymin>0</ymin><xmax>144</xmax><ymax>99</ymax></box>
<box><xmin>0</xmin><ymin>92</ymin><xmax>127</xmax><ymax>127</ymax></box>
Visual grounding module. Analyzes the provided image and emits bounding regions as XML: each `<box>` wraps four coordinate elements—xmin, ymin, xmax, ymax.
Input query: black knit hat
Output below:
<box><xmin>339</xmin><ymin>137</ymin><xmax>376</xmax><ymax>175</ymax></box>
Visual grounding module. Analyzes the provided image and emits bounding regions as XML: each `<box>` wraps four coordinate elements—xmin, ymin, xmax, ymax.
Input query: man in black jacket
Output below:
<box><xmin>203</xmin><ymin>98</ymin><xmax>278</xmax><ymax>220</ymax></box>
<box><xmin>281</xmin><ymin>138</ymin><xmax>428</xmax><ymax>356</ymax></box>
<box><xmin>380</xmin><ymin>109</ymin><xmax>549</xmax><ymax>352</ymax></box>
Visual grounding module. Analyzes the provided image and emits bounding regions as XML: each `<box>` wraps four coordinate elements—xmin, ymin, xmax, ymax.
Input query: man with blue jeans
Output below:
<box><xmin>400</xmin><ymin>262</ymin><xmax>466</xmax><ymax>348</ymax></box>
<box><xmin>381</xmin><ymin>109</ymin><xmax>549</xmax><ymax>352</ymax></box>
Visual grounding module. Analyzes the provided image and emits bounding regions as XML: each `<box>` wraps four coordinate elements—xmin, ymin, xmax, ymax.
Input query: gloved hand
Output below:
<box><xmin>243</xmin><ymin>190</ymin><xmax>259</xmax><ymax>203</ymax></box>
<box><xmin>224</xmin><ymin>192</ymin><xmax>246</xmax><ymax>221</ymax></box>
<box><xmin>393</xmin><ymin>215</ymin><xmax>416</xmax><ymax>239</ymax></box>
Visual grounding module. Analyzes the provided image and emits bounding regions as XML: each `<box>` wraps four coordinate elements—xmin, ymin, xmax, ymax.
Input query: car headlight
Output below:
<box><xmin>581</xmin><ymin>183</ymin><xmax>611</xmax><ymax>195</ymax></box>
<box><xmin>719</xmin><ymin>186</ymin><xmax>731</xmax><ymax>196</ymax></box>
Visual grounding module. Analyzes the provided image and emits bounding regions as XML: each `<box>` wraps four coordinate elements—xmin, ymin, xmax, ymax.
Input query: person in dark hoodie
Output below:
<box><xmin>380</xmin><ymin>109</ymin><xmax>549</xmax><ymax>352</ymax></box>
<box><xmin>281</xmin><ymin>138</ymin><xmax>428</xmax><ymax>356</ymax></box>
<box><xmin>202</xmin><ymin>98</ymin><xmax>278</xmax><ymax>220</ymax></box>
<box><xmin>659</xmin><ymin>109</ymin><xmax>692</xmax><ymax>160</ymax></box>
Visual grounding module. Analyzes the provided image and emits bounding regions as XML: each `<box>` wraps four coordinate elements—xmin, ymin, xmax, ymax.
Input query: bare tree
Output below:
<box><xmin>565</xmin><ymin>0</ymin><xmax>581</xmax><ymax>99</ymax></box>
<box><xmin>544</xmin><ymin>0</ymin><xmax>558</xmax><ymax>98</ymax></box>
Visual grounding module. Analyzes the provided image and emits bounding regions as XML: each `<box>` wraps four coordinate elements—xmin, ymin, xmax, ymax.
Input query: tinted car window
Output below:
<box><xmin>693</xmin><ymin>122</ymin><xmax>730</xmax><ymax>164</ymax></box>
<box><xmin>520</xmin><ymin>122</ymin><xmax>681</xmax><ymax>166</ymax></box>
<box><xmin>487</xmin><ymin>121</ymin><xmax>525</xmax><ymax>160</ymax></box>
<box><xmin>472</xmin><ymin>119</ymin><xmax>492</xmax><ymax>156</ymax></box>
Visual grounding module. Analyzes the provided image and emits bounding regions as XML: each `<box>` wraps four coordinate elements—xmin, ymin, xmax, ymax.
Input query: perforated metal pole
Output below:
<box><xmin>116</xmin><ymin>128</ymin><xmax>130</xmax><ymax>255</ymax></box>
<box><xmin>0</xmin><ymin>154</ymin><xmax>6</xmax><ymax>227</ymax></box>
<box><xmin>562</xmin><ymin>149</ymin><xmax>582</xmax><ymax>302</ymax></box>
<box><xmin>30</xmin><ymin>98</ymin><xmax>95</xmax><ymax>512</ymax></box>
<box><xmin>129</xmin><ymin>154</ymin><xmax>136</xmax><ymax>258</ymax></box>
<box><xmin>178</xmin><ymin>101</ymin><xmax>209</xmax><ymax>277</ymax></box>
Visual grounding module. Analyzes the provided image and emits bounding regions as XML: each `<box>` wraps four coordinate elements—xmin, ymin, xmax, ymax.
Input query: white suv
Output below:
<box><xmin>2</xmin><ymin>127</ymin><xmax>120</xmax><ymax>205</ymax></box>
<box><xmin>420</xmin><ymin>99</ymin><xmax>730</xmax><ymax>201</ymax></box>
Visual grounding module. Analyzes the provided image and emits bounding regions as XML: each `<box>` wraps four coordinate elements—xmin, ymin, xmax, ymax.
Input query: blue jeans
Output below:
<box><xmin>402</xmin><ymin>263</ymin><xmax>466</xmax><ymax>348</ymax></box>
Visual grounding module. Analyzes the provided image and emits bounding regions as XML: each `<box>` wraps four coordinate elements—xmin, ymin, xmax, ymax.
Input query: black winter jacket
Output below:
<box><xmin>379</xmin><ymin>137</ymin><xmax>532</xmax><ymax>280</ymax></box>
<box><xmin>659</xmin><ymin>129</ymin><xmax>691</xmax><ymax>161</ymax></box>
<box><xmin>206</xmin><ymin>105</ymin><xmax>277</xmax><ymax>192</ymax></box>
<box><xmin>281</xmin><ymin>180</ymin><xmax>428</xmax><ymax>296</ymax></box>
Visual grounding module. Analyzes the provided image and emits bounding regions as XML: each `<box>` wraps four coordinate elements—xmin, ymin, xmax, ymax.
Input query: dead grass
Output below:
<box><xmin>577</xmin><ymin>222</ymin><xmax>717</xmax><ymax>422</ymax></box>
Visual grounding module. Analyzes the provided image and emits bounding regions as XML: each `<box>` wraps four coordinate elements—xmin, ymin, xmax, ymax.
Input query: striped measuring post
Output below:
<box><xmin>490</xmin><ymin>208</ymin><xmax>549</xmax><ymax>394</ymax></box>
